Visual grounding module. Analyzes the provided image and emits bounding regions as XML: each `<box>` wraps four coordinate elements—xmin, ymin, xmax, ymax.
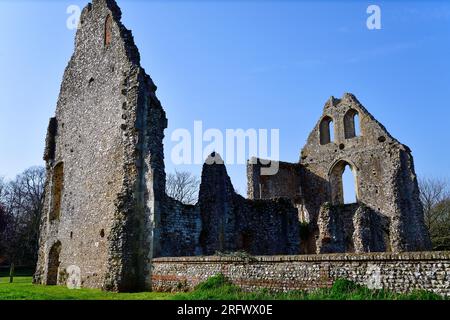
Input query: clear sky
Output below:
<box><xmin>0</xmin><ymin>0</ymin><xmax>449</xmax><ymax>199</ymax></box>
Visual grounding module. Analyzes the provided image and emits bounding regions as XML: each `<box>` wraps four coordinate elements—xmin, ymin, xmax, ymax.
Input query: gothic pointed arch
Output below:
<box><xmin>329</xmin><ymin>159</ymin><xmax>358</xmax><ymax>204</ymax></box>
<box><xmin>319</xmin><ymin>116</ymin><xmax>334</xmax><ymax>145</ymax></box>
<box><xmin>344</xmin><ymin>108</ymin><xmax>360</xmax><ymax>139</ymax></box>
<box><xmin>47</xmin><ymin>241</ymin><xmax>62</xmax><ymax>285</ymax></box>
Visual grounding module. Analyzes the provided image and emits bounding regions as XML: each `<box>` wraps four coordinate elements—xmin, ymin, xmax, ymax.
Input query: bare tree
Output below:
<box><xmin>419</xmin><ymin>177</ymin><xmax>448</xmax><ymax>231</ymax></box>
<box><xmin>419</xmin><ymin>177</ymin><xmax>450</xmax><ymax>250</ymax></box>
<box><xmin>0</xmin><ymin>167</ymin><xmax>46</xmax><ymax>267</ymax></box>
<box><xmin>430</xmin><ymin>198</ymin><xmax>450</xmax><ymax>249</ymax></box>
<box><xmin>0</xmin><ymin>176</ymin><xmax>6</xmax><ymax>201</ymax></box>
<box><xmin>166</xmin><ymin>170</ymin><xmax>200</xmax><ymax>205</ymax></box>
<box><xmin>0</xmin><ymin>177</ymin><xmax>9</xmax><ymax>265</ymax></box>
<box><xmin>0</xmin><ymin>178</ymin><xmax>8</xmax><ymax>265</ymax></box>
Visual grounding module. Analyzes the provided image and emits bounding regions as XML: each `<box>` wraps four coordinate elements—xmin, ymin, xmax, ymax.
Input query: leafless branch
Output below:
<box><xmin>166</xmin><ymin>170</ymin><xmax>200</xmax><ymax>205</ymax></box>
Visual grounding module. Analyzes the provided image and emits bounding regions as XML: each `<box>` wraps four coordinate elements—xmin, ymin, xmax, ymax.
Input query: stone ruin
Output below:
<box><xmin>248</xmin><ymin>93</ymin><xmax>431</xmax><ymax>255</ymax></box>
<box><xmin>34</xmin><ymin>0</ymin><xmax>431</xmax><ymax>291</ymax></box>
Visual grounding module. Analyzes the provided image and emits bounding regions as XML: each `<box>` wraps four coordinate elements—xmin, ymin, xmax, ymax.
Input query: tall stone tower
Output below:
<box><xmin>34</xmin><ymin>0</ymin><xmax>167</xmax><ymax>291</ymax></box>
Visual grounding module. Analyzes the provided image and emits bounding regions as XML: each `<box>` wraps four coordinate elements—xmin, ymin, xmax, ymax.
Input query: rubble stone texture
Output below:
<box><xmin>152</xmin><ymin>252</ymin><xmax>450</xmax><ymax>297</ymax></box>
<box><xmin>35</xmin><ymin>0</ymin><xmax>167</xmax><ymax>291</ymax></box>
<box><xmin>35</xmin><ymin>0</ymin><xmax>432</xmax><ymax>292</ymax></box>
<box><xmin>248</xmin><ymin>94</ymin><xmax>431</xmax><ymax>254</ymax></box>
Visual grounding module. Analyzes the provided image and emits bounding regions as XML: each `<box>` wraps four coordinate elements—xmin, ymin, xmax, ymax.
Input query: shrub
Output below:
<box><xmin>194</xmin><ymin>274</ymin><xmax>231</xmax><ymax>291</ymax></box>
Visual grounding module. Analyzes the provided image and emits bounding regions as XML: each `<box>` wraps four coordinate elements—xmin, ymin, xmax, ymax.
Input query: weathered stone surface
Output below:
<box><xmin>152</xmin><ymin>252</ymin><xmax>450</xmax><ymax>297</ymax></box>
<box><xmin>248</xmin><ymin>93</ymin><xmax>431</xmax><ymax>253</ymax></box>
<box><xmin>158</xmin><ymin>198</ymin><xmax>202</xmax><ymax>257</ymax></box>
<box><xmin>352</xmin><ymin>204</ymin><xmax>390</xmax><ymax>253</ymax></box>
<box><xmin>35</xmin><ymin>0</ymin><xmax>167</xmax><ymax>292</ymax></box>
<box><xmin>198</xmin><ymin>153</ymin><xmax>299</xmax><ymax>256</ymax></box>
<box><xmin>316</xmin><ymin>203</ymin><xmax>390</xmax><ymax>253</ymax></box>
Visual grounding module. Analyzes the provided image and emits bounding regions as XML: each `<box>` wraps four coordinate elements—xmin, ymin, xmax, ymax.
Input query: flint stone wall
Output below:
<box><xmin>152</xmin><ymin>251</ymin><xmax>450</xmax><ymax>296</ymax></box>
<box><xmin>198</xmin><ymin>154</ymin><xmax>300</xmax><ymax>256</ymax></box>
<box><xmin>316</xmin><ymin>203</ymin><xmax>390</xmax><ymax>254</ymax></box>
<box><xmin>35</xmin><ymin>0</ymin><xmax>167</xmax><ymax>291</ymax></box>
<box><xmin>158</xmin><ymin>197</ymin><xmax>202</xmax><ymax>257</ymax></box>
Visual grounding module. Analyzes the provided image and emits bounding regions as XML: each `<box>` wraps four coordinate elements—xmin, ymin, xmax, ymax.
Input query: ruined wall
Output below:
<box><xmin>34</xmin><ymin>0</ymin><xmax>167</xmax><ymax>292</ymax></box>
<box><xmin>156</xmin><ymin>155</ymin><xmax>301</xmax><ymax>258</ymax></box>
<box><xmin>198</xmin><ymin>154</ymin><xmax>237</xmax><ymax>255</ymax></box>
<box><xmin>158</xmin><ymin>197</ymin><xmax>202</xmax><ymax>257</ymax></box>
<box><xmin>233</xmin><ymin>195</ymin><xmax>300</xmax><ymax>255</ymax></box>
<box><xmin>352</xmin><ymin>204</ymin><xmax>390</xmax><ymax>253</ymax></box>
<box><xmin>299</xmin><ymin>93</ymin><xmax>430</xmax><ymax>253</ymax></box>
<box><xmin>198</xmin><ymin>154</ymin><xmax>301</xmax><ymax>256</ymax></box>
<box><xmin>35</xmin><ymin>0</ymin><xmax>303</xmax><ymax>292</ymax></box>
<box><xmin>246</xmin><ymin>93</ymin><xmax>430</xmax><ymax>254</ymax></box>
<box><xmin>316</xmin><ymin>203</ymin><xmax>390</xmax><ymax>254</ymax></box>
<box><xmin>316</xmin><ymin>203</ymin><xmax>359</xmax><ymax>253</ymax></box>
<box><xmin>247</xmin><ymin>159</ymin><xmax>301</xmax><ymax>201</ymax></box>
<box><xmin>152</xmin><ymin>252</ymin><xmax>450</xmax><ymax>297</ymax></box>
<box><xmin>34</xmin><ymin>0</ymin><xmax>432</xmax><ymax>293</ymax></box>
<box><xmin>116</xmin><ymin>91</ymin><xmax>430</xmax><ymax>260</ymax></box>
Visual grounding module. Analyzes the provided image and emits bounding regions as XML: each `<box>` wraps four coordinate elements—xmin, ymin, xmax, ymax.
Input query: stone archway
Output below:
<box><xmin>46</xmin><ymin>241</ymin><xmax>61</xmax><ymax>285</ymax></box>
<box><xmin>329</xmin><ymin>160</ymin><xmax>358</xmax><ymax>205</ymax></box>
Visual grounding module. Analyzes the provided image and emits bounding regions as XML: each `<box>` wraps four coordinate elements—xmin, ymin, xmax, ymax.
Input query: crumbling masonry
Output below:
<box><xmin>34</xmin><ymin>0</ymin><xmax>431</xmax><ymax>291</ymax></box>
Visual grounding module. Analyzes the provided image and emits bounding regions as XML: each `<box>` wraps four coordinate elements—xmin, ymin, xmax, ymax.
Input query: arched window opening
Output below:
<box><xmin>50</xmin><ymin>162</ymin><xmax>64</xmax><ymax>221</ymax></box>
<box><xmin>342</xmin><ymin>165</ymin><xmax>357</xmax><ymax>204</ymax></box>
<box><xmin>344</xmin><ymin>109</ymin><xmax>360</xmax><ymax>139</ymax></box>
<box><xmin>47</xmin><ymin>241</ymin><xmax>61</xmax><ymax>285</ymax></box>
<box><xmin>330</xmin><ymin>120</ymin><xmax>335</xmax><ymax>142</ymax></box>
<box><xmin>104</xmin><ymin>14</ymin><xmax>112</xmax><ymax>47</ymax></box>
<box><xmin>320</xmin><ymin>116</ymin><xmax>334</xmax><ymax>145</ymax></box>
<box><xmin>329</xmin><ymin>160</ymin><xmax>358</xmax><ymax>205</ymax></box>
<box><xmin>354</xmin><ymin>113</ymin><xmax>360</xmax><ymax>136</ymax></box>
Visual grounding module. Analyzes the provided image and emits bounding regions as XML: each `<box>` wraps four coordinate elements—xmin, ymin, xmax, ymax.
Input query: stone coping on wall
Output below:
<box><xmin>153</xmin><ymin>251</ymin><xmax>450</xmax><ymax>263</ymax></box>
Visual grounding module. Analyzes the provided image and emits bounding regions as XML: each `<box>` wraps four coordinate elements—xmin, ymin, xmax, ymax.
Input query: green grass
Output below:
<box><xmin>0</xmin><ymin>274</ymin><xmax>445</xmax><ymax>300</ymax></box>
<box><xmin>0</xmin><ymin>277</ymin><xmax>173</xmax><ymax>300</ymax></box>
<box><xmin>175</xmin><ymin>274</ymin><xmax>445</xmax><ymax>300</ymax></box>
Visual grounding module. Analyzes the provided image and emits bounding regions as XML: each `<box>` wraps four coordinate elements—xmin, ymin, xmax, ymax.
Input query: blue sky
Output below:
<box><xmin>0</xmin><ymin>0</ymin><xmax>449</xmax><ymax>198</ymax></box>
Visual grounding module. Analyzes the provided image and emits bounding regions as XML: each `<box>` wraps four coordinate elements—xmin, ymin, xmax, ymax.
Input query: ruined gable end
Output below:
<box><xmin>246</xmin><ymin>93</ymin><xmax>431</xmax><ymax>254</ymax></box>
<box><xmin>300</xmin><ymin>93</ymin><xmax>431</xmax><ymax>253</ymax></box>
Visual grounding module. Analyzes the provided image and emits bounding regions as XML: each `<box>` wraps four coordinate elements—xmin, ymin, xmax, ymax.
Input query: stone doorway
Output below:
<box><xmin>46</xmin><ymin>241</ymin><xmax>61</xmax><ymax>285</ymax></box>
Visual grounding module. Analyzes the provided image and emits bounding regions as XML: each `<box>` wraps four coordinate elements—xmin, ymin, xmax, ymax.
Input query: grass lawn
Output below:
<box><xmin>0</xmin><ymin>274</ymin><xmax>446</xmax><ymax>300</ymax></box>
<box><xmin>0</xmin><ymin>276</ymin><xmax>173</xmax><ymax>300</ymax></box>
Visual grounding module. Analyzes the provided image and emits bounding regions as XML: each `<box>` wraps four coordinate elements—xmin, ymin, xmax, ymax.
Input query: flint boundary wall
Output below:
<box><xmin>152</xmin><ymin>251</ymin><xmax>450</xmax><ymax>296</ymax></box>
